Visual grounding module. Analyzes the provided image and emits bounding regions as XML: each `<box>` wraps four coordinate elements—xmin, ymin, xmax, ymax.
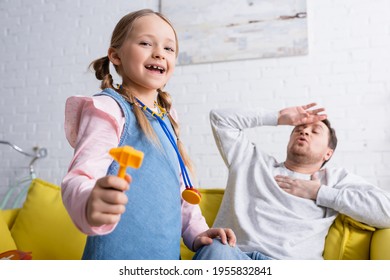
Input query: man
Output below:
<box><xmin>194</xmin><ymin>103</ymin><xmax>390</xmax><ymax>260</ymax></box>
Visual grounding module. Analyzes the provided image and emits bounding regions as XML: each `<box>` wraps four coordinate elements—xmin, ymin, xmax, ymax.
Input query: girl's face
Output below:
<box><xmin>110</xmin><ymin>14</ymin><xmax>177</xmax><ymax>95</ymax></box>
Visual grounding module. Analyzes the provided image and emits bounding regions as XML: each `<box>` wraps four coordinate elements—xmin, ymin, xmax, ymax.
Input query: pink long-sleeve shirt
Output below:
<box><xmin>61</xmin><ymin>94</ymin><xmax>208</xmax><ymax>251</ymax></box>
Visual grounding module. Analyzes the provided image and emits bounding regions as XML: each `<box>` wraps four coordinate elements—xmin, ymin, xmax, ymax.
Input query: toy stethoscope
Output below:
<box><xmin>135</xmin><ymin>97</ymin><xmax>201</xmax><ymax>205</ymax></box>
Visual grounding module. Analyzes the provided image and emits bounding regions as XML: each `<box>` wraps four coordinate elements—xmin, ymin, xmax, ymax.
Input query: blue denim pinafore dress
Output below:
<box><xmin>82</xmin><ymin>88</ymin><xmax>181</xmax><ymax>259</ymax></box>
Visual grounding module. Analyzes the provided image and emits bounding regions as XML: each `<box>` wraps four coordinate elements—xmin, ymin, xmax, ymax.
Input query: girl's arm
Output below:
<box><xmin>181</xmin><ymin>191</ymin><xmax>209</xmax><ymax>251</ymax></box>
<box><xmin>62</xmin><ymin>95</ymin><xmax>125</xmax><ymax>235</ymax></box>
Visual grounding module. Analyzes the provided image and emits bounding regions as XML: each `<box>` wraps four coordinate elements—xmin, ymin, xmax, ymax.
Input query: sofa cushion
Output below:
<box><xmin>0</xmin><ymin>211</ymin><xmax>17</xmax><ymax>253</ymax></box>
<box><xmin>323</xmin><ymin>214</ymin><xmax>375</xmax><ymax>260</ymax></box>
<box><xmin>10</xmin><ymin>178</ymin><xmax>87</xmax><ymax>260</ymax></box>
<box><xmin>370</xmin><ymin>228</ymin><xmax>390</xmax><ymax>259</ymax></box>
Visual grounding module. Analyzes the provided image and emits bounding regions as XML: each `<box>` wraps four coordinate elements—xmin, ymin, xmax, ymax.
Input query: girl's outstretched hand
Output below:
<box><xmin>192</xmin><ymin>228</ymin><xmax>236</xmax><ymax>252</ymax></box>
<box><xmin>86</xmin><ymin>174</ymin><xmax>131</xmax><ymax>227</ymax></box>
<box><xmin>277</xmin><ymin>102</ymin><xmax>327</xmax><ymax>126</ymax></box>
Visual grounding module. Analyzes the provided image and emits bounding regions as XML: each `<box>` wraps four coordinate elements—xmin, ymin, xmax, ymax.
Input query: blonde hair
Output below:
<box><xmin>89</xmin><ymin>9</ymin><xmax>194</xmax><ymax>174</ymax></box>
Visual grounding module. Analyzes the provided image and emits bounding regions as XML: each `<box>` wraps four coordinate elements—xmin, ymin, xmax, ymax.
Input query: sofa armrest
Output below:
<box><xmin>370</xmin><ymin>228</ymin><xmax>390</xmax><ymax>260</ymax></box>
<box><xmin>1</xmin><ymin>208</ymin><xmax>20</xmax><ymax>228</ymax></box>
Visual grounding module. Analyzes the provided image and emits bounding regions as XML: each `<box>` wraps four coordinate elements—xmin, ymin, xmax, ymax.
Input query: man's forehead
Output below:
<box><xmin>294</xmin><ymin>121</ymin><xmax>329</xmax><ymax>131</ymax></box>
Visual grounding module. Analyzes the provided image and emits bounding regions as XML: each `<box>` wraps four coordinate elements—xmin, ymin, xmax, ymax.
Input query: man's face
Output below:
<box><xmin>287</xmin><ymin>121</ymin><xmax>334</xmax><ymax>165</ymax></box>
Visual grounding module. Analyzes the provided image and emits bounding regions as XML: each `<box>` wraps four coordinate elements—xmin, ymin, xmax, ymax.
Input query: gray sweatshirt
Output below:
<box><xmin>210</xmin><ymin>108</ymin><xmax>390</xmax><ymax>260</ymax></box>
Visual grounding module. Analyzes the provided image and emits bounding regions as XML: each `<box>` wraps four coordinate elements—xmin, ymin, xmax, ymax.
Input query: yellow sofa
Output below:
<box><xmin>0</xmin><ymin>179</ymin><xmax>86</xmax><ymax>260</ymax></box>
<box><xmin>181</xmin><ymin>189</ymin><xmax>390</xmax><ymax>260</ymax></box>
<box><xmin>1</xmin><ymin>179</ymin><xmax>389</xmax><ymax>260</ymax></box>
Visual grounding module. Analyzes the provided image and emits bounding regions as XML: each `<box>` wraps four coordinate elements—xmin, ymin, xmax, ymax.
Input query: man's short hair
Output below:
<box><xmin>321</xmin><ymin>119</ymin><xmax>337</xmax><ymax>167</ymax></box>
<box><xmin>322</xmin><ymin>119</ymin><xmax>337</xmax><ymax>150</ymax></box>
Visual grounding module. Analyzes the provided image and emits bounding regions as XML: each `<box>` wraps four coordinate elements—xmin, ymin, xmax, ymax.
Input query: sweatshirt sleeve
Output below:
<box><xmin>61</xmin><ymin>95</ymin><xmax>125</xmax><ymax>235</ymax></box>
<box><xmin>316</xmin><ymin>168</ymin><xmax>390</xmax><ymax>228</ymax></box>
<box><xmin>209</xmin><ymin>108</ymin><xmax>278</xmax><ymax>167</ymax></box>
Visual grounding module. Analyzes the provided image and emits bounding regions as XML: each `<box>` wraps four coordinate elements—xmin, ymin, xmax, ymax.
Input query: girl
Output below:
<box><xmin>61</xmin><ymin>9</ymin><xmax>235</xmax><ymax>260</ymax></box>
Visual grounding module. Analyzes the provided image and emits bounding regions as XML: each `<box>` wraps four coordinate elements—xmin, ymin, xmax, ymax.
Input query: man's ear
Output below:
<box><xmin>323</xmin><ymin>149</ymin><xmax>334</xmax><ymax>162</ymax></box>
<box><xmin>108</xmin><ymin>47</ymin><xmax>121</xmax><ymax>66</ymax></box>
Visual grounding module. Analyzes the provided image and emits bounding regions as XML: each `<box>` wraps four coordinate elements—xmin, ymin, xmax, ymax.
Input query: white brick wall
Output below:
<box><xmin>1</xmin><ymin>0</ymin><xmax>389</xmax><ymax>205</ymax></box>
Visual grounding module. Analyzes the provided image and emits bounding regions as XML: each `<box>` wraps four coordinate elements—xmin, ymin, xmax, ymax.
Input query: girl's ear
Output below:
<box><xmin>108</xmin><ymin>47</ymin><xmax>121</xmax><ymax>66</ymax></box>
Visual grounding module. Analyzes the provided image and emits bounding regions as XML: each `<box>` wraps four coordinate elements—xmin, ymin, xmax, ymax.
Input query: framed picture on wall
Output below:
<box><xmin>160</xmin><ymin>0</ymin><xmax>308</xmax><ymax>65</ymax></box>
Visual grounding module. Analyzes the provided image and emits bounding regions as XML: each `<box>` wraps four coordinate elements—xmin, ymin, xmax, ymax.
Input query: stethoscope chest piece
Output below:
<box><xmin>182</xmin><ymin>188</ymin><xmax>202</xmax><ymax>205</ymax></box>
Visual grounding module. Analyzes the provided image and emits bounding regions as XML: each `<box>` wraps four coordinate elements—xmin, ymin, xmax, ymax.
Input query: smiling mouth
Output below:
<box><xmin>145</xmin><ymin>64</ymin><xmax>165</xmax><ymax>74</ymax></box>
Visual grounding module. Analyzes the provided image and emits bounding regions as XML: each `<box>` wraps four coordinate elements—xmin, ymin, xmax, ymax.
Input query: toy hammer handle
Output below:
<box><xmin>117</xmin><ymin>166</ymin><xmax>127</xmax><ymax>179</ymax></box>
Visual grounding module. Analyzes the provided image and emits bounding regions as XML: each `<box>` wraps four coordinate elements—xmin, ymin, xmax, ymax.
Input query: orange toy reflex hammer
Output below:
<box><xmin>109</xmin><ymin>145</ymin><xmax>201</xmax><ymax>205</ymax></box>
<box><xmin>109</xmin><ymin>146</ymin><xmax>144</xmax><ymax>178</ymax></box>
